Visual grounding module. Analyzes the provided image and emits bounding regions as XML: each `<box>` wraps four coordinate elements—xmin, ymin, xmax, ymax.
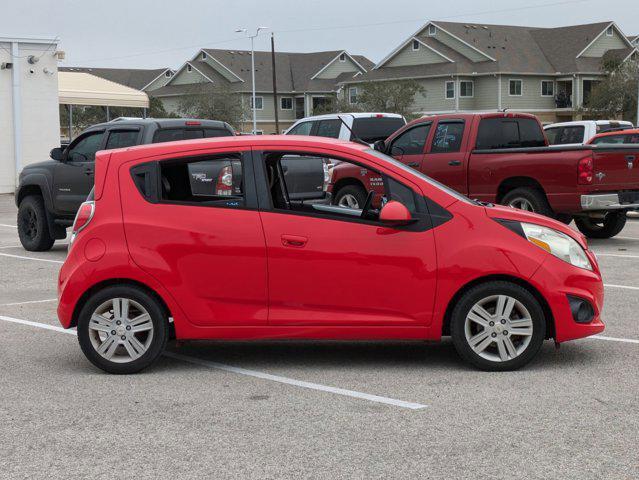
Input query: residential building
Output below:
<box><xmin>0</xmin><ymin>36</ymin><xmax>61</xmax><ymax>193</ymax></box>
<box><xmin>629</xmin><ymin>36</ymin><xmax>639</xmax><ymax>47</ymax></box>
<box><xmin>341</xmin><ymin>21</ymin><xmax>638</xmax><ymax>123</ymax></box>
<box><xmin>151</xmin><ymin>49</ymin><xmax>373</xmax><ymax>133</ymax></box>
<box><xmin>59</xmin><ymin>66</ymin><xmax>174</xmax><ymax>92</ymax></box>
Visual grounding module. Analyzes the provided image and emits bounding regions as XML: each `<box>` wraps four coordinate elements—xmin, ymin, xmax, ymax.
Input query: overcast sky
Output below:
<box><xmin>5</xmin><ymin>0</ymin><xmax>639</xmax><ymax>69</ymax></box>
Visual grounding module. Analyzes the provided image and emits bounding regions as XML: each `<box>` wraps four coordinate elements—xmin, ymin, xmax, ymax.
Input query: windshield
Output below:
<box><xmin>352</xmin><ymin>117</ymin><xmax>406</xmax><ymax>143</ymax></box>
<box><xmin>365</xmin><ymin>149</ymin><xmax>475</xmax><ymax>205</ymax></box>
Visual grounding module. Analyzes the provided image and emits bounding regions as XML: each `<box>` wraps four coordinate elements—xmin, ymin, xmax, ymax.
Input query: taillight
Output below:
<box><xmin>70</xmin><ymin>201</ymin><xmax>95</xmax><ymax>246</ymax></box>
<box><xmin>578</xmin><ymin>157</ymin><xmax>593</xmax><ymax>184</ymax></box>
<box><xmin>215</xmin><ymin>165</ymin><xmax>233</xmax><ymax>196</ymax></box>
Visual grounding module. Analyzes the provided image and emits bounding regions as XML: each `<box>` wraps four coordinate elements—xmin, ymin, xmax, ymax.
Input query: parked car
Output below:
<box><xmin>15</xmin><ymin>118</ymin><xmax>235</xmax><ymax>251</ymax></box>
<box><xmin>285</xmin><ymin>112</ymin><xmax>406</xmax><ymax>144</ymax></box>
<box><xmin>331</xmin><ymin>112</ymin><xmax>639</xmax><ymax>238</ymax></box>
<box><xmin>58</xmin><ymin>135</ymin><xmax>604</xmax><ymax>374</ymax></box>
<box><xmin>587</xmin><ymin>128</ymin><xmax>639</xmax><ymax>145</ymax></box>
<box><xmin>544</xmin><ymin>120</ymin><xmax>634</xmax><ymax>146</ymax></box>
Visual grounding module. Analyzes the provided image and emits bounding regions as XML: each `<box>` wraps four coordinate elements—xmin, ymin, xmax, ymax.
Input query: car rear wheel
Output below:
<box><xmin>333</xmin><ymin>185</ymin><xmax>367</xmax><ymax>209</ymax></box>
<box><xmin>575</xmin><ymin>212</ymin><xmax>627</xmax><ymax>239</ymax></box>
<box><xmin>77</xmin><ymin>286</ymin><xmax>169</xmax><ymax>374</ymax></box>
<box><xmin>17</xmin><ymin>195</ymin><xmax>55</xmax><ymax>251</ymax></box>
<box><xmin>501</xmin><ymin>187</ymin><xmax>553</xmax><ymax>217</ymax></box>
<box><xmin>450</xmin><ymin>281</ymin><xmax>546</xmax><ymax>371</ymax></box>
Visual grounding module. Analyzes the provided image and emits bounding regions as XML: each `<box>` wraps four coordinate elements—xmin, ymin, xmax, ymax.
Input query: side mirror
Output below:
<box><xmin>373</xmin><ymin>140</ymin><xmax>386</xmax><ymax>153</ymax></box>
<box><xmin>50</xmin><ymin>147</ymin><xmax>64</xmax><ymax>161</ymax></box>
<box><xmin>390</xmin><ymin>145</ymin><xmax>404</xmax><ymax>158</ymax></box>
<box><xmin>379</xmin><ymin>200</ymin><xmax>414</xmax><ymax>226</ymax></box>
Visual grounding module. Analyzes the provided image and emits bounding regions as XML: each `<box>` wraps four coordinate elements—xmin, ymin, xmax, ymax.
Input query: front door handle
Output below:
<box><xmin>84</xmin><ymin>168</ymin><xmax>94</xmax><ymax>176</ymax></box>
<box><xmin>281</xmin><ymin>234</ymin><xmax>308</xmax><ymax>248</ymax></box>
<box><xmin>448</xmin><ymin>160</ymin><xmax>462</xmax><ymax>166</ymax></box>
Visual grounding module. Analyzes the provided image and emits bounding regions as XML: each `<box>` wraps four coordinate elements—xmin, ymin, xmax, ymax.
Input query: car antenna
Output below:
<box><xmin>337</xmin><ymin>115</ymin><xmax>370</xmax><ymax>147</ymax></box>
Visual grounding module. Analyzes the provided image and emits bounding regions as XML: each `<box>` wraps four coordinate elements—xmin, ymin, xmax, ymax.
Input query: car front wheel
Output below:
<box><xmin>450</xmin><ymin>281</ymin><xmax>546</xmax><ymax>371</ymax></box>
<box><xmin>77</xmin><ymin>286</ymin><xmax>169</xmax><ymax>374</ymax></box>
<box><xmin>333</xmin><ymin>185</ymin><xmax>367</xmax><ymax>209</ymax></box>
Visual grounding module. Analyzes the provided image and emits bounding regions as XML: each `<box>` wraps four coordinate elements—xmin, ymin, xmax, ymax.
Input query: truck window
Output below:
<box><xmin>67</xmin><ymin>131</ymin><xmax>105</xmax><ymax>162</ymax></box>
<box><xmin>204</xmin><ymin>128</ymin><xmax>233</xmax><ymax>138</ymax></box>
<box><xmin>153</xmin><ymin>128</ymin><xmax>205</xmax><ymax>143</ymax></box>
<box><xmin>316</xmin><ymin>119</ymin><xmax>342</xmax><ymax>138</ymax></box>
<box><xmin>476</xmin><ymin>118</ymin><xmax>545</xmax><ymax>149</ymax></box>
<box><xmin>545</xmin><ymin>126</ymin><xmax>585</xmax><ymax>145</ymax></box>
<box><xmin>592</xmin><ymin>134</ymin><xmax>639</xmax><ymax>145</ymax></box>
<box><xmin>105</xmin><ymin>130</ymin><xmax>139</xmax><ymax>149</ymax></box>
<box><xmin>390</xmin><ymin>124</ymin><xmax>431</xmax><ymax>155</ymax></box>
<box><xmin>287</xmin><ymin>121</ymin><xmax>314</xmax><ymax>136</ymax></box>
<box><xmin>351</xmin><ymin>117</ymin><xmax>406</xmax><ymax>143</ymax></box>
<box><xmin>431</xmin><ymin>122</ymin><xmax>464</xmax><ymax>153</ymax></box>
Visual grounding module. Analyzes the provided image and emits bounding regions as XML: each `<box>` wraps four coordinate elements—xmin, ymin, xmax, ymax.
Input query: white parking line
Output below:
<box><xmin>0</xmin><ymin>315</ymin><xmax>427</xmax><ymax>411</ymax></box>
<box><xmin>592</xmin><ymin>335</ymin><xmax>639</xmax><ymax>345</ymax></box>
<box><xmin>0</xmin><ymin>223</ymin><xmax>17</xmax><ymax>228</ymax></box>
<box><xmin>594</xmin><ymin>253</ymin><xmax>639</xmax><ymax>259</ymax></box>
<box><xmin>0</xmin><ymin>245</ymin><xmax>22</xmax><ymax>249</ymax></box>
<box><xmin>0</xmin><ymin>252</ymin><xmax>63</xmax><ymax>264</ymax></box>
<box><xmin>0</xmin><ymin>298</ymin><xmax>57</xmax><ymax>307</ymax></box>
<box><xmin>605</xmin><ymin>284</ymin><xmax>639</xmax><ymax>291</ymax></box>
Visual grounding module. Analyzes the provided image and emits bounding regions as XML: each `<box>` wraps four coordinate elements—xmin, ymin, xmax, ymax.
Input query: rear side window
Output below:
<box><xmin>351</xmin><ymin>117</ymin><xmax>406</xmax><ymax>143</ymax></box>
<box><xmin>105</xmin><ymin>130</ymin><xmax>139</xmax><ymax>149</ymax></box>
<box><xmin>287</xmin><ymin>121</ymin><xmax>314</xmax><ymax>136</ymax></box>
<box><xmin>545</xmin><ymin>126</ymin><xmax>585</xmax><ymax>145</ymax></box>
<box><xmin>476</xmin><ymin>118</ymin><xmax>545</xmax><ymax>149</ymax></box>
<box><xmin>159</xmin><ymin>155</ymin><xmax>244</xmax><ymax>206</ymax></box>
<box><xmin>592</xmin><ymin>134</ymin><xmax>639</xmax><ymax>145</ymax></box>
<box><xmin>431</xmin><ymin>122</ymin><xmax>464</xmax><ymax>153</ymax></box>
<box><xmin>316</xmin><ymin>119</ymin><xmax>342</xmax><ymax>138</ymax></box>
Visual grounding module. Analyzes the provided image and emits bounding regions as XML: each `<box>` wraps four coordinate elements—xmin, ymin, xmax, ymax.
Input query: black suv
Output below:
<box><xmin>16</xmin><ymin>118</ymin><xmax>234</xmax><ymax>251</ymax></box>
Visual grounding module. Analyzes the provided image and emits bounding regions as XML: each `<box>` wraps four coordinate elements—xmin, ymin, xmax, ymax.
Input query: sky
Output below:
<box><xmin>4</xmin><ymin>0</ymin><xmax>639</xmax><ymax>69</ymax></box>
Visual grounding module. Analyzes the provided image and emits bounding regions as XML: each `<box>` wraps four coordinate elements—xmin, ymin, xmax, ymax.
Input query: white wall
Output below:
<box><xmin>0</xmin><ymin>39</ymin><xmax>60</xmax><ymax>193</ymax></box>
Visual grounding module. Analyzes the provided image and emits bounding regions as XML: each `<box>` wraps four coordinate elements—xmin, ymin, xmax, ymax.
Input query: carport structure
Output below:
<box><xmin>58</xmin><ymin>71</ymin><xmax>149</xmax><ymax>140</ymax></box>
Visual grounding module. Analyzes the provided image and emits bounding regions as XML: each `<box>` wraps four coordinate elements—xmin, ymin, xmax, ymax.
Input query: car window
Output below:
<box><xmin>316</xmin><ymin>120</ymin><xmax>342</xmax><ymax>138</ymax></box>
<box><xmin>153</xmin><ymin>128</ymin><xmax>205</xmax><ymax>143</ymax></box>
<box><xmin>159</xmin><ymin>155</ymin><xmax>244</xmax><ymax>207</ymax></box>
<box><xmin>67</xmin><ymin>131</ymin><xmax>105</xmax><ymax>162</ymax></box>
<box><xmin>287</xmin><ymin>122</ymin><xmax>314</xmax><ymax>136</ymax></box>
<box><xmin>390</xmin><ymin>124</ymin><xmax>431</xmax><ymax>156</ymax></box>
<box><xmin>592</xmin><ymin>134</ymin><xmax>639</xmax><ymax>145</ymax></box>
<box><xmin>476</xmin><ymin>118</ymin><xmax>545</xmax><ymax>149</ymax></box>
<box><xmin>105</xmin><ymin>130</ymin><xmax>139</xmax><ymax>149</ymax></box>
<box><xmin>351</xmin><ymin>117</ymin><xmax>406</xmax><ymax>143</ymax></box>
<box><xmin>204</xmin><ymin>128</ymin><xmax>233</xmax><ymax>138</ymax></box>
<box><xmin>545</xmin><ymin>126</ymin><xmax>585</xmax><ymax>145</ymax></box>
<box><xmin>431</xmin><ymin>122</ymin><xmax>464</xmax><ymax>153</ymax></box>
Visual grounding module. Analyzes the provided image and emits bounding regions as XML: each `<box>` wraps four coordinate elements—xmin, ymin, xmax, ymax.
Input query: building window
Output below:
<box><xmin>412</xmin><ymin>39</ymin><xmax>420</xmax><ymax>51</ymax></box>
<box><xmin>459</xmin><ymin>80</ymin><xmax>474</xmax><ymax>98</ymax></box>
<box><xmin>429</xmin><ymin>24</ymin><xmax>437</xmax><ymax>36</ymax></box>
<box><xmin>250</xmin><ymin>96</ymin><xmax>263</xmax><ymax>110</ymax></box>
<box><xmin>509</xmin><ymin>79</ymin><xmax>522</xmax><ymax>96</ymax></box>
<box><xmin>201</xmin><ymin>52</ymin><xmax>207</xmax><ymax>60</ymax></box>
<box><xmin>187</xmin><ymin>64</ymin><xmax>192</xmax><ymax>72</ymax></box>
<box><xmin>339</xmin><ymin>53</ymin><xmax>346</xmax><ymax>62</ymax></box>
<box><xmin>541</xmin><ymin>80</ymin><xmax>554</xmax><ymax>97</ymax></box>
<box><xmin>280</xmin><ymin>97</ymin><xmax>293</xmax><ymax>110</ymax></box>
<box><xmin>445</xmin><ymin>81</ymin><xmax>455</xmax><ymax>99</ymax></box>
<box><xmin>606</xmin><ymin>26</ymin><xmax>614</xmax><ymax>36</ymax></box>
<box><xmin>164</xmin><ymin>70</ymin><xmax>172</xmax><ymax>78</ymax></box>
<box><xmin>349</xmin><ymin>87</ymin><xmax>358</xmax><ymax>104</ymax></box>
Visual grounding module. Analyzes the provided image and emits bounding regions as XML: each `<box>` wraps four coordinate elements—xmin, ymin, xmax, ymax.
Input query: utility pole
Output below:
<box><xmin>271</xmin><ymin>33</ymin><xmax>279</xmax><ymax>134</ymax></box>
<box><xmin>236</xmin><ymin>27</ymin><xmax>269</xmax><ymax>134</ymax></box>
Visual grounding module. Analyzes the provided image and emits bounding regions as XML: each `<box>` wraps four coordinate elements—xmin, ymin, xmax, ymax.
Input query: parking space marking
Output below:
<box><xmin>0</xmin><ymin>315</ymin><xmax>428</xmax><ymax>411</ymax></box>
<box><xmin>593</xmin><ymin>253</ymin><xmax>639</xmax><ymax>259</ymax></box>
<box><xmin>605</xmin><ymin>284</ymin><xmax>639</xmax><ymax>291</ymax></box>
<box><xmin>0</xmin><ymin>245</ymin><xmax>22</xmax><ymax>249</ymax></box>
<box><xmin>593</xmin><ymin>335</ymin><xmax>639</xmax><ymax>345</ymax></box>
<box><xmin>0</xmin><ymin>223</ymin><xmax>17</xmax><ymax>228</ymax></box>
<box><xmin>0</xmin><ymin>298</ymin><xmax>57</xmax><ymax>307</ymax></box>
<box><xmin>0</xmin><ymin>252</ymin><xmax>63</xmax><ymax>264</ymax></box>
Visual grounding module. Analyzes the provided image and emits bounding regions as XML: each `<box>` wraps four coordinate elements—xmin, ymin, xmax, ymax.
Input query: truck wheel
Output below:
<box><xmin>555</xmin><ymin>214</ymin><xmax>573</xmax><ymax>225</ymax></box>
<box><xmin>333</xmin><ymin>185</ymin><xmax>367</xmax><ymax>209</ymax></box>
<box><xmin>17</xmin><ymin>195</ymin><xmax>55</xmax><ymax>251</ymax></box>
<box><xmin>575</xmin><ymin>212</ymin><xmax>627</xmax><ymax>239</ymax></box>
<box><xmin>501</xmin><ymin>187</ymin><xmax>553</xmax><ymax>217</ymax></box>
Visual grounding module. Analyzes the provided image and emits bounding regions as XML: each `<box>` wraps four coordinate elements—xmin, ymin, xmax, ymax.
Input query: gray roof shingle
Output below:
<box><xmin>59</xmin><ymin>67</ymin><xmax>171</xmax><ymax>90</ymax></box>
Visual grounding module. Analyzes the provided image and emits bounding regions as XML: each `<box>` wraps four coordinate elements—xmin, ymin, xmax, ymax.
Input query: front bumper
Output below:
<box><xmin>581</xmin><ymin>192</ymin><xmax>639</xmax><ymax>211</ymax></box>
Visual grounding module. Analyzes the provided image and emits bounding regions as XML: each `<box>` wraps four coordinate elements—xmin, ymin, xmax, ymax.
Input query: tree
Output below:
<box><xmin>178</xmin><ymin>83</ymin><xmax>248</xmax><ymax>129</ymax></box>
<box><xmin>357</xmin><ymin>80</ymin><xmax>424</xmax><ymax>118</ymax></box>
<box><xmin>148</xmin><ymin>96</ymin><xmax>178</xmax><ymax>118</ymax></box>
<box><xmin>582</xmin><ymin>58</ymin><xmax>638</xmax><ymax>124</ymax></box>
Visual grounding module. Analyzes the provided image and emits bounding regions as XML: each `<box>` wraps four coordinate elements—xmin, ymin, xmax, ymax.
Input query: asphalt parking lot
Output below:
<box><xmin>0</xmin><ymin>193</ymin><xmax>637</xmax><ymax>479</ymax></box>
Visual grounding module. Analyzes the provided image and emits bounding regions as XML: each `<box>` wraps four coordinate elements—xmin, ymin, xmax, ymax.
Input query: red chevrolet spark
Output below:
<box><xmin>58</xmin><ymin>135</ymin><xmax>604</xmax><ymax>373</ymax></box>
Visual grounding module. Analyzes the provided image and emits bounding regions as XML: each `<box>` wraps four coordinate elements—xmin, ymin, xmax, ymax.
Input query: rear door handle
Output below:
<box><xmin>281</xmin><ymin>234</ymin><xmax>308</xmax><ymax>248</ymax></box>
<box><xmin>407</xmin><ymin>162</ymin><xmax>420</xmax><ymax>167</ymax></box>
<box><xmin>625</xmin><ymin>155</ymin><xmax>636</xmax><ymax>161</ymax></box>
<box><xmin>448</xmin><ymin>160</ymin><xmax>462</xmax><ymax>166</ymax></box>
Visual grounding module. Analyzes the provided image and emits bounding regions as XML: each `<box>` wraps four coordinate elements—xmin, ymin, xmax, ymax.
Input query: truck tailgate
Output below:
<box><xmin>592</xmin><ymin>146</ymin><xmax>639</xmax><ymax>189</ymax></box>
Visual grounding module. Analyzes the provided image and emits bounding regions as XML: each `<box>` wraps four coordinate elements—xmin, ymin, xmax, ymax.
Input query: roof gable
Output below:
<box><xmin>577</xmin><ymin>22</ymin><xmax>634</xmax><ymax>58</ymax></box>
<box><xmin>311</xmin><ymin>51</ymin><xmax>368</xmax><ymax>79</ymax></box>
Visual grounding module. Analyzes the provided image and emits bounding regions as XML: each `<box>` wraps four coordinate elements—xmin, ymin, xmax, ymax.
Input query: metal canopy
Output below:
<box><xmin>58</xmin><ymin>71</ymin><xmax>149</xmax><ymax>108</ymax></box>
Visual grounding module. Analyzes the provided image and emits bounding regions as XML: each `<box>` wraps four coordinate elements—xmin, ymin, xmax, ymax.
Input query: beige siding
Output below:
<box><xmin>581</xmin><ymin>28</ymin><xmax>628</xmax><ymax>57</ymax></box>
<box><xmin>473</xmin><ymin>76</ymin><xmax>498</xmax><ymax>110</ymax></box>
<box><xmin>145</xmin><ymin>73</ymin><xmax>172</xmax><ymax>91</ymax></box>
<box><xmin>500</xmin><ymin>76</ymin><xmax>557</xmax><ymax>110</ymax></box>
<box><xmin>386</xmin><ymin>42</ymin><xmax>450</xmax><ymax>67</ymax></box>
<box><xmin>315</xmin><ymin>56</ymin><xmax>361</xmax><ymax>79</ymax></box>
<box><xmin>170</xmin><ymin>66</ymin><xmax>209</xmax><ymax>85</ymax></box>
<box><xmin>202</xmin><ymin>55</ymin><xmax>243</xmax><ymax>82</ymax></box>
<box><xmin>417</xmin><ymin>28</ymin><xmax>489</xmax><ymax>62</ymax></box>
<box><xmin>412</xmin><ymin>78</ymin><xmax>456</xmax><ymax>112</ymax></box>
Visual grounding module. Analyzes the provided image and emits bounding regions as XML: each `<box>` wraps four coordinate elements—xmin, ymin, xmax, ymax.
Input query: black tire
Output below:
<box><xmin>555</xmin><ymin>214</ymin><xmax>573</xmax><ymax>225</ymax></box>
<box><xmin>450</xmin><ymin>281</ymin><xmax>546</xmax><ymax>371</ymax></box>
<box><xmin>17</xmin><ymin>195</ymin><xmax>55</xmax><ymax>252</ymax></box>
<box><xmin>575</xmin><ymin>212</ymin><xmax>627</xmax><ymax>239</ymax></box>
<box><xmin>501</xmin><ymin>187</ymin><xmax>553</xmax><ymax>217</ymax></box>
<box><xmin>333</xmin><ymin>184</ymin><xmax>367</xmax><ymax>209</ymax></box>
<box><xmin>77</xmin><ymin>285</ymin><xmax>169</xmax><ymax>374</ymax></box>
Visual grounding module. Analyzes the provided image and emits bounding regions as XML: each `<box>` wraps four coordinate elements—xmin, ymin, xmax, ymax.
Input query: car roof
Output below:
<box><xmin>293</xmin><ymin>112</ymin><xmax>405</xmax><ymax>121</ymax></box>
<box><xmin>545</xmin><ymin>120</ymin><xmax>634</xmax><ymax>128</ymax></box>
<box><xmin>588</xmin><ymin>128</ymin><xmax>639</xmax><ymax>140</ymax></box>
<box><xmin>405</xmin><ymin>111</ymin><xmax>538</xmax><ymax>127</ymax></box>
<box><xmin>86</xmin><ymin>118</ymin><xmax>232</xmax><ymax>130</ymax></box>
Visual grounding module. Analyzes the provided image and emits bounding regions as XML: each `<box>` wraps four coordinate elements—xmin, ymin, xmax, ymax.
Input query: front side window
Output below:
<box><xmin>459</xmin><ymin>81</ymin><xmax>474</xmax><ymax>98</ymax></box>
<box><xmin>250</xmin><ymin>96</ymin><xmax>263</xmax><ymax>110</ymax></box>
<box><xmin>431</xmin><ymin>122</ymin><xmax>464</xmax><ymax>153</ymax></box>
<box><xmin>509</xmin><ymin>79</ymin><xmax>523</xmax><ymax>96</ymax></box>
<box><xmin>390</xmin><ymin>124</ymin><xmax>431</xmax><ymax>156</ymax></box>
<box><xmin>316</xmin><ymin>119</ymin><xmax>342</xmax><ymax>138</ymax></box>
<box><xmin>287</xmin><ymin>121</ymin><xmax>313</xmax><ymax>136</ymax></box>
<box><xmin>541</xmin><ymin>80</ymin><xmax>554</xmax><ymax>97</ymax></box>
<box><xmin>280</xmin><ymin>97</ymin><xmax>293</xmax><ymax>110</ymax></box>
<box><xmin>67</xmin><ymin>131</ymin><xmax>105</xmax><ymax>162</ymax></box>
<box><xmin>159</xmin><ymin>155</ymin><xmax>244</xmax><ymax>206</ymax></box>
<box><xmin>445</xmin><ymin>81</ymin><xmax>455</xmax><ymax>99</ymax></box>
<box><xmin>105</xmin><ymin>130</ymin><xmax>139</xmax><ymax>149</ymax></box>
<box><xmin>349</xmin><ymin>87</ymin><xmax>358</xmax><ymax>104</ymax></box>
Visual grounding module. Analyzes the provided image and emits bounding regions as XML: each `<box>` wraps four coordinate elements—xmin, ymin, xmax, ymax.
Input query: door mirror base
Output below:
<box><xmin>373</xmin><ymin>140</ymin><xmax>386</xmax><ymax>153</ymax></box>
<box><xmin>379</xmin><ymin>200</ymin><xmax>415</xmax><ymax>226</ymax></box>
<box><xmin>50</xmin><ymin>147</ymin><xmax>65</xmax><ymax>162</ymax></box>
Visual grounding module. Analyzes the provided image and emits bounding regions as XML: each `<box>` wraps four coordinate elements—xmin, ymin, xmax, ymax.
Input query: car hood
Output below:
<box><xmin>484</xmin><ymin>204</ymin><xmax>587</xmax><ymax>248</ymax></box>
<box><xmin>21</xmin><ymin>159</ymin><xmax>58</xmax><ymax>172</ymax></box>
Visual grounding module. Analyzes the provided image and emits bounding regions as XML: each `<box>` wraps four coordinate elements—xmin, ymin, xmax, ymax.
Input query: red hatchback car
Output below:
<box><xmin>58</xmin><ymin>136</ymin><xmax>605</xmax><ymax>373</ymax></box>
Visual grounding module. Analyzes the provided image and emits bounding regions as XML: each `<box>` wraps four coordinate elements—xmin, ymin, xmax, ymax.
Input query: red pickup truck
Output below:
<box><xmin>330</xmin><ymin>112</ymin><xmax>639</xmax><ymax>238</ymax></box>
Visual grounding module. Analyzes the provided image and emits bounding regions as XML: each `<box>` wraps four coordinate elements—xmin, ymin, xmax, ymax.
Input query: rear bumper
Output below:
<box><xmin>581</xmin><ymin>192</ymin><xmax>639</xmax><ymax>211</ymax></box>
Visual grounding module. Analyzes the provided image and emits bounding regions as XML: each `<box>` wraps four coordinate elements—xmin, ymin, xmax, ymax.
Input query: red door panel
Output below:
<box><xmin>422</xmin><ymin>121</ymin><xmax>469</xmax><ymax>195</ymax></box>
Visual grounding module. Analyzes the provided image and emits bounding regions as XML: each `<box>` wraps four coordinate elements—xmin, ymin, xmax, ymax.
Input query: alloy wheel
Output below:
<box><xmin>20</xmin><ymin>207</ymin><xmax>38</xmax><ymax>240</ymax></box>
<box><xmin>464</xmin><ymin>294</ymin><xmax>534</xmax><ymax>362</ymax></box>
<box><xmin>508</xmin><ymin>198</ymin><xmax>534</xmax><ymax>212</ymax></box>
<box><xmin>88</xmin><ymin>298</ymin><xmax>154</xmax><ymax>363</ymax></box>
<box><xmin>338</xmin><ymin>193</ymin><xmax>360</xmax><ymax>209</ymax></box>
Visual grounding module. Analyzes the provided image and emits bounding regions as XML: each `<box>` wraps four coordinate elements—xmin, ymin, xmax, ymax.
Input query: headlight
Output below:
<box><xmin>521</xmin><ymin>223</ymin><xmax>592</xmax><ymax>270</ymax></box>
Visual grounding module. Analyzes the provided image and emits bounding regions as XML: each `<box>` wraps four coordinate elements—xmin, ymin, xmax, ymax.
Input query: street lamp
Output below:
<box><xmin>236</xmin><ymin>27</ymin><xmax>269</xmax><ymax>134</ymax></box>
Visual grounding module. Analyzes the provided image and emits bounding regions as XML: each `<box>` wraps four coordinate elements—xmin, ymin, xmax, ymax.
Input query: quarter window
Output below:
<box><xmin>280</xmin><ymin>97</ymin><xmax>293</xmax><ymax>110</ymax></box>
<box><xmin>509</xmin><ymin>79</ymin><xmax>523</xmax><ymax>96</ymax></box>
<box><xmin>431</xmin><ymin>122</ymin><xmax>464</xmax><ymax>153</ymax></box>
<box><xmin>459</xmin><ymin>81</ymin><xmax>474</xmax><ymax>98</ymax></box>
<box><xmin>541</xmin><ymin>80</ymin><xmax>554</xmax><ymax>97</ymax></box>
<box><xmin>445</xmin><ymin>81</ymin><xmax>455</xmax><ymax>99</ymax></box>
